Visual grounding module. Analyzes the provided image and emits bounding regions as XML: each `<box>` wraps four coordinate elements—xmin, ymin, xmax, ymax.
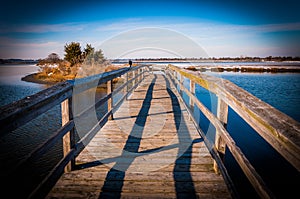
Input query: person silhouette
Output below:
<box><xmin>129</xmin><ymin>60</ymin><xmax>132</xmax><ymax>67</ymax></box>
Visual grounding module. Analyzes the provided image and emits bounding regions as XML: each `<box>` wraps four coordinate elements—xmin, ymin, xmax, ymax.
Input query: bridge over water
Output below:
<box><xmin>0</xmin><ymin>65</ymin><xmax>299</xmax><ymax>199</ymax></box>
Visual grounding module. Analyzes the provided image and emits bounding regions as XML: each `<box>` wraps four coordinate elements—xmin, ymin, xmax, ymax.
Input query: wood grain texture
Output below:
<box><xmin>47</xmin><ymin>73</ymin><xmax>231</xmax><ymax>199</ymax></box>
<box><xmin>168</xmin><ymin>64</ymin><xmax>300</xmax><ymax>172</ymax></box>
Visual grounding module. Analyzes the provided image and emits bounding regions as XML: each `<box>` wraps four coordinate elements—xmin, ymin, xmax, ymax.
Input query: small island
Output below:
<box><xmin>21</xmin><ymin>42</ymin><xmax>132</xmax><ymax>85</ymax></box>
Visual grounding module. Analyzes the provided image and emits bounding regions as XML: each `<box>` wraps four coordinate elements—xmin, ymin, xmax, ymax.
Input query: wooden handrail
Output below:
<box><xmin>167</xmin><ymin>70</ymin><xmax>274</xmax><ymax>198</ymax></box>
<box><xmin>0</xmin><ymin>65</ymin><xmax>150</xmax><ymax>199</ymax></box>
<box><xmin>166</xmin><ymin>64</ymin><xmax>300</xmax><ymax>198</ymax></box>
<box><xmin>167</xmin><ymin>64</ymin><xmax>300</xmax><ymax>171</ymax></box>
<box><xmin>0</xmin><ymin>81</ymin><xmax>73</xmax><ymax>135</ymax></box>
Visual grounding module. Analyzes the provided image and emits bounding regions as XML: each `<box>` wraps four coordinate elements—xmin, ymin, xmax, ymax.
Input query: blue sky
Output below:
<box><xmin>0</xmin><ymin>0</ymin><xmax>300</xmax><ymax>59</ymax></box>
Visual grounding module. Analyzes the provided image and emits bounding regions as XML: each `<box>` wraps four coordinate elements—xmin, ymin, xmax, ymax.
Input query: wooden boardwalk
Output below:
<box><xmin>46</xmin><ymin>72</ymin><xmax>231</xmax><ymax>198</ymax></box>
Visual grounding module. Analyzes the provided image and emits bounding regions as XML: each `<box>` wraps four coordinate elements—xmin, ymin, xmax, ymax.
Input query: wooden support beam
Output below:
<box><xmin>61</xmin><ymin>99</ymin><xmax>72</xmax><ymax>172</ymax></box>
<box><xmin>107</xmin><ymin>80</ymin><xmax>113</xmax><ymax>120</ymax></box>
<box><xmin>179</xmin><ymin>73</ymin><xmax>183</xmax><ymax>96</ymax></box>
<box><xmin>126</xmin><ymin>72</ymin><xmax>129</xmax><ymax>100</ymax></box>
<box><xmin>214</xmin><ymin>98</ymin><xmax>228</xmax><ymax>174</ymax></box>
<box><xmin>132</xmin><ymin>70</ymin><xmax>136</xmax><ymax>88</ymax></box>
<box><xmin>189</xmin><ymin>80</ymin><xmax>195</xmax><ymax>120</ymax></box>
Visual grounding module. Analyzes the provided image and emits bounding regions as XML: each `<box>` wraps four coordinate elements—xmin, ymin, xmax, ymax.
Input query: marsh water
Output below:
<box><xmin>0</xmin><ymin>63</ymin><xmax>299</xmax><ymax>198</ymax></box>
<box><xmin>180</xmin><ymin>71</ymin><xmax>300</xmax><ymax>198</ymax></box>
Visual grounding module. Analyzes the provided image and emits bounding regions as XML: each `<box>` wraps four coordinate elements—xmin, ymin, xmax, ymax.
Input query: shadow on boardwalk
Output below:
<box><xmin>98</xmin><ymin>75</ymin><xmax>157</xmax><ymax>198</ymax></box>
<box><xmin>76</xmin><ymin>73</ymin><xmax>202</xmax><ymax>198</ymax></box>
<box><xmin>164</xmin><ymin>75</ymin><xmax>200</xmax><ymax>199</ymax></box>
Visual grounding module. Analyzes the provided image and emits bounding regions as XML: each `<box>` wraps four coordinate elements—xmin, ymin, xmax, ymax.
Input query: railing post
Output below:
<box><xmin>126</xmin><ymin>71</ymin><xmax>129</xmax><ymax>100</ymax></box>
<box><xmin>138</xmin><ymin>68</ymin><xmax>142</xmax><ymax>83</ymax></box>
<box><xmin>107</xmin><ymin>80</ymin><xmax>113</xmax><ymax>120</ymax></box>
<box><xmin>214</xmin><ymin>97</ymin><xmax>228</xmax><ymax>174</ymax></box>
<box><xmin>189</xmin><ymin>80</ymin><xmax>195</xmax><ymax>120</ymax></box>
<box><xmin>136</xmin><ymin>68</ymin><xmax>139</xmax><ymax>85</ymax></box>
<box><xmin>61</xmin><ymin>98</ymin><xmax>74</xmax><ymax>172</ymax></box>
<box><xmin>179</xmin><ymin>73</ymin><xmax>183</xmax><ymax>96</ymax></box>
<box><xmin>132</xmin><ymin>70</ymin><xmax>136</xmax><ymax>88</ymax></box>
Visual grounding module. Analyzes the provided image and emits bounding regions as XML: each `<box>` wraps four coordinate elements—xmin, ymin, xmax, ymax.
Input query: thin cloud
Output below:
<box><xmin>0</xmin><ymin>23</ymin><xmax>85</xmax><ymax>33</ymax></box>
<box><xmin>95</xmin><ymin>18</ymin><xmax>300</xmax><ymax>34</ymax></box>
<box><xmin>205</xmin><ymin>22</ymin><xmax>300</xmax><ymax>33</ymax></box>
<box><xmin>166</xmin><ymin>22</ymin><xmax>300</xmax><ymax>35</ymax></box>
<box><xmin>0</xmin><ymin>38</ymin><xmax>63</xmax><ymax>59</ymax></box>
<box><xmin>96</xmin><ymin>18</ymin><xmax>145</xmax><ymax>32</ymax></box>
<box><xmin>0</xmin><ymin>37</ymin><xmax>60</xmax><ymax>47</ymax></box>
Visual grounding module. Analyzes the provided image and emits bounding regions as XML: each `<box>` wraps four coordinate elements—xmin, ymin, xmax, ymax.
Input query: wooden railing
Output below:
<box><xmin>1</xmin><ymin>64</ymin><xmax>299</xmax><ymax>199</ymax></box>
<box><xmin>166</xmin><ymin>64</ymin><xmax>300</xmax><ymax>199</ymax></box>
<box><xmin>0</xmin><ymin>65</ymin><xmax>150</xmax><ymax>199</ymax></box>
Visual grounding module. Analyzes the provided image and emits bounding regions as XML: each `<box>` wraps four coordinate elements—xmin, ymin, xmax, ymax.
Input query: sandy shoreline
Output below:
<box><xmin>21</xmin><ymin>73</ymin><xmax>61</xmax><ymax>85</ymax></box>
<box><xmin>21</xmin><ymin>72</ymin><xmax>123</xmax><ymax>89</ymax></box>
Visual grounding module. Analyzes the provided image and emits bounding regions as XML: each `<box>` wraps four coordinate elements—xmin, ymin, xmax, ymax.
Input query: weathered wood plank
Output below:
<box><xmin>47</xmin><ymin>73</ymin><xmax>231</xmax><ymax>199</ymax></box>
<box><xmin>168</xmin><ymin>64</ymin><xmax>300</xmax><ymax>172</ymax></box>
<box><xmin>62</xmin><ymin>99</ymin><xmax>72</xmax><ymax>172</ymax></box>
<box><xmin>169</xmin><ymin>69</ymin><xmax>275</xmax><ymax>198</ymax></box>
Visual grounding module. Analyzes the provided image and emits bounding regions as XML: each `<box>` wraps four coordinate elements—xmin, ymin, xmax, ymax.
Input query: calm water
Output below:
<box><xmin>205</xmin><ymin>71</ymin><xmax>300</xmax><ymax>122</ymax></box>
<box><xmin>180</xmin><ymin>71</ymin><xmax>300</xmax><ymax>198</ymax></box>
<box><xmin>0</xmin><ymin>63</ymin><xmax>299</xmax><ymax>198</ymax></box>
<box><xmin>0</xmin><ymin>64</ymin><xmax>45</xmax><ymax>106</ymax></box>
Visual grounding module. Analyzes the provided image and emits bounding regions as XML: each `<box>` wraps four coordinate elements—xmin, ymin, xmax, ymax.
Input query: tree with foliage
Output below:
<box><xmin>47</xmin><ymin>53</ymin><xmax>60</xmax><ymax>63</ymax></box>
<box><xmin>84</xmin><ymin>49</ymin><xmax>107</xmax><ymax>65</ymax></box>
<box><xmin>81</xmin><ymin>48</ymin><xmax>110</xmax><ymax>76</ymax></box>
<box><xmin>64</xmin><ymin>42</ymin><xmax>82</xmax><ymax>66</ymax></box>
<box><xmin>37</xmin><ymin>52</ymin><xmax>61</xmax><ymax>67</ymax></box>
<box><xmin>83</xmin><ymin>44</ymin><xmax>94</xmax><ymax>58</ymax></box>
<box><xmin>93</xmin><ymin>49</ymin><xmax>105</xmax><ymax>63</ymax></box>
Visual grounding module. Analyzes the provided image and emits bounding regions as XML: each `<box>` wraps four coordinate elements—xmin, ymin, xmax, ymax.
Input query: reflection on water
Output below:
<box><xmin>0</xmin><ymin>64</ymin><xmax>40</xmax><ymax>84</ymax></box>
<box><xmin>0</xmin><ymin>64</ymin><xmax>45</xmax><ymax>106</ymax></box>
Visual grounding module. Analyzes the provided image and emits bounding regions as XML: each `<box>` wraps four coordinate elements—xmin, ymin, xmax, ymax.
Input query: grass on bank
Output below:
<box><xmin>22</xmin><ymin>63</ymin><xmax>138</xmax><ymax>85</ymax></box>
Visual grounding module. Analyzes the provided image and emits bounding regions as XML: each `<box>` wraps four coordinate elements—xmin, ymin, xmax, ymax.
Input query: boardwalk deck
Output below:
<box><xmin>46</xmin><ymin>72</ymin><xmax>231</xmax><ymax>199</ymax></box>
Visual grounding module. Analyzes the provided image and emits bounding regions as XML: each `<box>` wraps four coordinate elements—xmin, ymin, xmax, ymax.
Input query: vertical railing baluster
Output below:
<box><xmin>139</xmin><ymin>68</ymin><xmax>141</xmax><ymax>82</ymax></box>
<box><xmin>189</xmin><ymin>80</ymin><xmax>195</xmax><ymax>120</ymax></box>
<box><xmin>68</xmin><ymin>97</ymin><xmax>75</xmax><ymax>169</ymax></box>
<box><xmin>136</xmin><ymin>68</ymin><xmax>139</xmax><ymax>85</ymax></box>
<box><xmin>107</xmin><ymin>80</ymin><xmax>113</xmax><ymax>120</ymax></box>
<box><xmin>214</xmin><ymin>97</ymin><xmax>228</xmax><ymax>173</ymax></box>
<box><xmin>179</xmin><ymin>73</ymin><xmax>183</xmax><ymax>96</ymax></box>
<box><xmin>132</xmin><ymin>69</ymin><xmax>135</xmax><ymax>88</ymax></box>
<box><xmin>61</xmin><ymin>99</ymin><xmax>72</xmax><ymax>172</ymax></box>
<box><xmin>173</xmin><ymin>70</ymin><xmax>175</xmax><ymax>80</ymax></box>
<box><xmin>138</xmin><ymin>68</ymin><xmax>142</xmax><ymax>83</ymax></box>
<box><xmin>126</xmin><ymin>71</ymin><xmax>129</xmax><ymax>100</ymax></box>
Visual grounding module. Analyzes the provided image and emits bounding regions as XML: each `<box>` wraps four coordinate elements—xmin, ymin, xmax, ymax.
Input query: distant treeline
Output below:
<box><xmin>133</xmin><ymin>56</ymin><xmax>300</xmax><ymax>62</ymax></box>
<box><xmin>0</xmin><ymin>59</ymin><xmax>38</xmax><ymax>64</ymax></box>
<box><xmin>2</xmin><ymin>56</ymin><xmax>300</xmax><ymax>64</ymax></box>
